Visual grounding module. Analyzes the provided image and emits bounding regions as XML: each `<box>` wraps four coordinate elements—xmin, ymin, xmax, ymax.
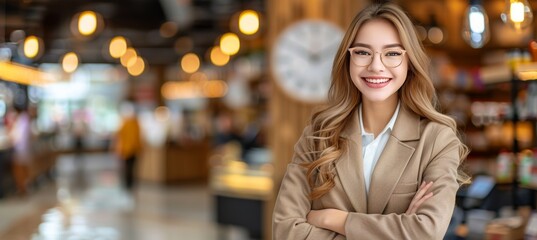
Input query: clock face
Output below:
<box><xmin>272</xmin><ymin>20</ymin><xmax>344</xmax><ymax>103</ymax></box>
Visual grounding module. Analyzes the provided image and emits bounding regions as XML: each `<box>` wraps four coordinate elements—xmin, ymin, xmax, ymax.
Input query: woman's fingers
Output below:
<box><xmin>407</xmin><ymin>181</ymin><xmax>431</xmax><ymax>209</ymax></box>
<box><xmin>406</xmin><ymin>181</ymin><xmax>434</xmax><ymax>214</ymax></box>
<box><xmin>408</xmin><ymin>192</ymin><xmax>433</xmax><ymax>214</ymax></box>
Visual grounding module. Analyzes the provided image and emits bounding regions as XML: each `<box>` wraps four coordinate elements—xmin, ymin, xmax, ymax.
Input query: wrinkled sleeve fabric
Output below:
<box><xmin>344</xmin><ymin>126</ymin><xmax>461</xmax><ymax>240</ymax></box>
<box><xmin>273</xmin><ymin>126</ymin><xmax>345</xmax><ymax>240</ymax></box>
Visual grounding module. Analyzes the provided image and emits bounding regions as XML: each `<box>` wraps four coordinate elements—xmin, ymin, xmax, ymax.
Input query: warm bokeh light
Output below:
<box><xmin>415</xmin><ymin>25</ymin><xmax>427</xmax><ymax>41</ymax></box>
<box><xmin>0</xmin><ymin>61</ymin><xmax>56</xmax><ymax>86</ymax></box>
<box><xmin>238</xmin><ymin>10</ymin><xmax>259</xmax><ymax>35</ymax></box>
<box><xmin>181</xmin><ymin>53</ymin><xmax>200</xmax><ymax>74</ymax></box>
<box><xmin>427</xmin><ymin>27</ymin><xmax>444</xmax><ymax>44</ymax></box>
<box><xmin>202</xmin><ymin>80</ymin><xmax>228</xmax><ymax>98</ymax></box>
<box><xmin>210</xmin><ymin>46</ymin><xmax>230</xmax><ymax>66</ymax></box>
<box><xmin>190</xmin><ymin>72</ymin><xmax>208</xmax><ymax>82</ymax></box>
<box><xmin>127</xmin><ymin>56</ymin><xmax>145</xmax><ymax>76</ymax></box>
<box><xmin>120</xmin><ymin>48</ymin><xmax>138</xmax><ymax>67</ymax></box>
<box><xmin>23</xmin><ymin>35</ymin><xmax>41</xmax><ymax>59</ymax></box>
<box><xmin>510</xmin><ymin>2</ymin><xmax>525</xmax><ymax>23</ymax></box>
<box><xmin>109</xmin><ymin>36</ymin><xmax>128</xmax><ymax>58</ymax></box>
<box><xmin>62</xmin><ymin>52</ymin><xmax>79</xmax><ymax>73</ymax></box>
<box><xmin>78</xmin><ymin>11</ymin><xmax>98</xmax><ymax>36</ymax></box>
<box><xmin>161</xmin><ymin>80</ymin><xmax>228</xmax><ymax>99</ymax></box>
<box><xmin>219</xmin><ymin>33</ymin><xmax>240</xmax><ymax>55</ymax></box>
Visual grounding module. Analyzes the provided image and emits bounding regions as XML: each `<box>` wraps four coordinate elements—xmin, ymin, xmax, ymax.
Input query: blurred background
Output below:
<box><xmin>2</xmin><ymin>0</ymin><xmax>537</xmax><ymax>239</ymax></box>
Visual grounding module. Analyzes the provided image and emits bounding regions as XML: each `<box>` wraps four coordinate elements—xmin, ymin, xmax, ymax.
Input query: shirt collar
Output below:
<box><xmin>359</xmin><ymin>101</ymin><xmax>400</xmax><ymax>137</ymax></box>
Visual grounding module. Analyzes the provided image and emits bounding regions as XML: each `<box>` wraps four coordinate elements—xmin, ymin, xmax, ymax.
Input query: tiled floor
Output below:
<box><xmin>0</xmin><ymin>153</ymin><xmax>249</xmax><ymax>240</ymax></box>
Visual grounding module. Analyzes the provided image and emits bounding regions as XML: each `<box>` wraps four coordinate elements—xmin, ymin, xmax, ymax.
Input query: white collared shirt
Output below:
<box><xmin>360</xmin><ymin>102</ymin><xmax>400</xmax><ymax>193</ymax></box>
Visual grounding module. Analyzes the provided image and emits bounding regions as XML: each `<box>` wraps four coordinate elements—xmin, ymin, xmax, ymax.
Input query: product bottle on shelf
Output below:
<box><xmin>532</xmin><ymin>148</ymin><xmax>537</xmax><ymax>186</ymax></box>
<box><xmin>519</xmin><ymin>149</ymin><xmax>534</xmax><ymax>185</ymax></box>
<box><xmin>496</xmin><ymin>150</ymin><xmax>513</xmax><ymax>182</ymax></box>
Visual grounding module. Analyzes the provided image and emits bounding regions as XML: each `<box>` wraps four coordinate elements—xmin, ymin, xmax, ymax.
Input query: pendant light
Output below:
<box><xmin>462</xmin><ymin>0</ymin><xmax>490</xmax><ymax>48</ymax></box>
<box><xmin>501</xmin><ymin>0</ymin><xmax>533</xmax><ymax>30</ymax></box>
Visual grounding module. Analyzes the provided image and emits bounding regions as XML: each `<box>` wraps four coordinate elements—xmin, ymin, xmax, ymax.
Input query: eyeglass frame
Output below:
<box><xmin>347</xmin><ymin>47</ymin><xmax>407</xmax><ymax>68</ymax></box>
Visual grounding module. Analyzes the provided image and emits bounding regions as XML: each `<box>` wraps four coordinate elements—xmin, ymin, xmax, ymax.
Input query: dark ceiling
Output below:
<box><xmin>2</xmin><ymin>0</ymin><xmax>265</xmax><ymax>65</ymax></box>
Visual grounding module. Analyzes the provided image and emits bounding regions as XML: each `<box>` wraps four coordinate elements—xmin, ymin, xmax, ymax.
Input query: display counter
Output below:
<box><xmin>138</xmin><ymin>139</ymin><xmax>210</xmax><ymax>184</ymax></box>
<box><xmin>165</xmin><ymin>140</ymin><xmax>210</xmax><ymax>183</ymax></box>
<box><xmin>209</xmin><ymin>157</ymin><xmax>273</xmax><ymax>240</ymax></box>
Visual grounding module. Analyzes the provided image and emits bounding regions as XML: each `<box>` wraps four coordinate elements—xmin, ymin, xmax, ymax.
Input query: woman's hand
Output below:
<box><xmin>406</xmin><ymin>181</ymin><xmax>434</xmax><ymax>214</ymax></box>
<box><xmin>307</xmin><ymin>208</ymin><xmax>348</xmax><ymax>236</ymax></box>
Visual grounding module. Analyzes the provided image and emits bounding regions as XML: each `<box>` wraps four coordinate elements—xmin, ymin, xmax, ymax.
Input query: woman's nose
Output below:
<box><xmin>367</xmin><ymin>52</ymin><xmax>385</xmax><ymax>72</ymax></box>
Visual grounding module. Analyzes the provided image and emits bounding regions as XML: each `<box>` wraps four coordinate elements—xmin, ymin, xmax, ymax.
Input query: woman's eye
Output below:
<box><xmin>385</xmin><ymin>51</ymin><xmax>402</xmax><ymax>56</ymax></box>
<box><xmin>354</xmin><ymin>50</ymin><xmax>370</xmax><ymax>56</ymax></box>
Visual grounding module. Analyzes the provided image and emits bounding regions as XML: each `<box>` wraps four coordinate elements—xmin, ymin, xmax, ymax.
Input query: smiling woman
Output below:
<box><xmin>273</xmin><ymin>3</ymin><xmax>470</xmax><ymax>239</ymax></box>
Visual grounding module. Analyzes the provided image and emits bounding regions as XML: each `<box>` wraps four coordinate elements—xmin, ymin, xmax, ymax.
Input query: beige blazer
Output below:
<box><xmin>273</xmin><ymin>105</ymin><xmax>461</xmax><ymax>240</ymax></box>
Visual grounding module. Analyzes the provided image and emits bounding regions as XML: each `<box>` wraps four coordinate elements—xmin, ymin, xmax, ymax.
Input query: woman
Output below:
<box><xmin>273</xmin><ymin>3</ymin><xmax>469</xmax><ymax>239</ymax></box>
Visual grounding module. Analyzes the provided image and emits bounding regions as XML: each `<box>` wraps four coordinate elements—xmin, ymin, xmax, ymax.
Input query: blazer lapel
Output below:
<box><xmin>337</xmin><ymin>110</ymin><xmax>367</xmax><ymax>213</ymax></box>
<box><xmin>367</xmin><ymin>105</ymin><xmax>421</xmax><ymax>214</ymax></box>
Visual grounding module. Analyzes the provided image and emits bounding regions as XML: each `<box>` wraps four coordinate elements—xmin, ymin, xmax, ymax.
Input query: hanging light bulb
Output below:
<box><xmin>22</xmin><ymin>35</ymin><xmax>43</xmax><ymax>59</ymax></box>
<box><xmin>70</xmin><ymin>10</ymin><xmax>104</xmax><ymax>38</ymax></box>
<box><xmin>501</xmin><ymin>0</ymin><xmax>533</xmax><ymax>30</ymax></box>
<box><xmin>462</xmin><ymin>0</ymin><xmax>490</xmax><ymax>48</ymax></box>
<box><xmin>61</xmin><ymin>52</ymin><xmax>79</xmax><ymax>73</ymax></box>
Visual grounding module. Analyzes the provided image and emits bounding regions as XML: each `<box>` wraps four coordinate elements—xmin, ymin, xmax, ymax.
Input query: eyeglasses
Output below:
<box><xmin>347</xmin><ymin>47</ymin><xmax>407</xmax><ymax>68</ymax></box>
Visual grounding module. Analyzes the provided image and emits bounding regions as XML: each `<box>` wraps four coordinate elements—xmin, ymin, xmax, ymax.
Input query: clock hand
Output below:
<box><xmin>283</xmin><ymin>38</ymin><xmax>315</xmax><ymax>59</ymax></box>
<box><xmin>315</xmin><ymin>39</ymin><xmax>341</xmax><ymax>61</ymax></box>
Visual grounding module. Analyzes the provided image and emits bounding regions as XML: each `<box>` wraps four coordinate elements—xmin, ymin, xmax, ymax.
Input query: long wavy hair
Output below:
<box><xmin>303</xmin><ymin>3</ymin><xmax>470</xmax><ymax>200</ymax></box>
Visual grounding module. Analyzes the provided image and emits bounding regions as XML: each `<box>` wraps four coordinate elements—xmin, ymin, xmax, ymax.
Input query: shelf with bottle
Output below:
<box><xmin>491</xmin><ymin>149</ymin><xmax>537</xmax><ymax>190</ymax></box>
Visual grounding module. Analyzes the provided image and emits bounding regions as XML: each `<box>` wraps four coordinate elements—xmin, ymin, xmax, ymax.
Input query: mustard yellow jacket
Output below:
<box><xmin>273</xmin><ymin>105</ymin><xmax>461</xmax><ymax>239</ymax></box>
<box><xmin>115</xmin><ymin>117</ymin><xmax>141</xmax><ymax>159</ymax></box>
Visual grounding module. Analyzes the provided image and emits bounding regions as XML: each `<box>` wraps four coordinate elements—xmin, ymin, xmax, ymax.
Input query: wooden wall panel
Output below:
<box><xmin>265</xmin><ymin>1</ymin><xmax>368</xmax><ymax>240</ymax></box>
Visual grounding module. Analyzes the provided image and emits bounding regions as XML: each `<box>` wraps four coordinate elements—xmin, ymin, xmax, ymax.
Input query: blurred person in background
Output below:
<box><xmin>273</xmin><ymin>3</ymin><xmax>470</xmax><ymax>239</ymax></box>
<box><xmin>72</xmin><ymin>109</ymin><xmax>87</xmax><ymax>158</ymax></box>
<box><xmin>213</xmin><ymin>111</ymin><xmax>243</xmax><ymax>151</ymax></box>
<box><xmin>113</xmin><ymin>101</ymin><xmax>141</xmax><ymax>191</ymax></box>
<box><xmin>9</xmin><ymin>105</ymin><xmax>32</xmax><ymax>196</ymax></box>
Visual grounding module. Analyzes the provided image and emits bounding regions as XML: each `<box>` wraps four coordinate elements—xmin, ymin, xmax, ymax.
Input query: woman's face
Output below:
<box><xmin>349</xmin><ymin>18</ymin><xmax>408</xmax><ymax>104</ymax></box>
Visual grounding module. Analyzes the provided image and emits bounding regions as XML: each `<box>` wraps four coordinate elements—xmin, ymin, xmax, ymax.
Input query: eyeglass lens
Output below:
<box><xmin>349</xmin><ymin>48</ymin><xmax>405</xmax><ymax>68</ymax></box>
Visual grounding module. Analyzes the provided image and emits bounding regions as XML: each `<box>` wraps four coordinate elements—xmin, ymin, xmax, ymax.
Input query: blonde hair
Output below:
<box><xmin>304</xmin><ymin>3</ymin><xmax>470</xmax><ymax>200</ymax></box>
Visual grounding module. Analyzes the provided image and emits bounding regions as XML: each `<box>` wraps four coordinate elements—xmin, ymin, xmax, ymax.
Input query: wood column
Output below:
<box><xmin>265</xmin><ymin>1</ymin><xmax>368</xmax><ymax>239</ymax></box>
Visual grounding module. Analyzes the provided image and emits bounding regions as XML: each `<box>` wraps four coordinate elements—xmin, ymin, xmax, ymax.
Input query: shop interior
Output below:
<box><xmin>1</xmin><ymin>0</ymin><xmax>537</xmax><ymax>239</ymax></box>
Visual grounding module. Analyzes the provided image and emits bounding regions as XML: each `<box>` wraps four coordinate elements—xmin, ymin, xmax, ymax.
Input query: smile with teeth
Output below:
<box><xmin>363</xmin><ymin>78</ymin><xmax>390</xmax><ymax>84</ymax></box>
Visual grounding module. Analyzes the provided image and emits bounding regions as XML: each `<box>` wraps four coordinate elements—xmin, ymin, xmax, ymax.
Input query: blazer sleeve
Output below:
<box><xmin>273</xmin><ymin>127</ymin><xmax>345</xmax><ymax>240</ymax></box>
<box><xmin>344</xmin><ymin>127</ymin><xmax>461</xmax><ymax>240</ymax></box>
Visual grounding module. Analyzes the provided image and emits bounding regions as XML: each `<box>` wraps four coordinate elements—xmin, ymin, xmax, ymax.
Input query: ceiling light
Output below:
<box><xmin>120</xmin><ymin>48</ymin><xmax>137</xmax><ymax>67</ymax></box>
<box><xmin>462</xmin><ymin>0</ymin><xmax>490</xmax><ymax>48</ymax></box>
<box><xmin>220</xmin><ymin>33</ymin><xmax>240</xmax><ymax>55</ymax></box>
<box><xmin>210</xmin><ymin>46</ymin><xmax>230</xmax><ymax>66</ymax></box>
<box><xmin>109</xmin><ymin>36</ymin><xmax>128</xmax><ymax>59</ymax></box>
<box><xmin>501</xmin><ymin>0</ymin><xmax>533</xmax><ymax>30</ymax></box>
<box><xmin>71</xmin><ymin>11</ymin><xmax>104</xmax><ymax>38</ymax></box>
<box><xmin>78</xmin><ymin>11</ymin><xmax>98</xmax><ymax>36</ymax></box>
<box><xmin>62</xmin><ymin>52</ymin><xmax>79</xmax><ymax>73</ymax></box>
<box><xmin>22</xmin><ymin>35</ymin><xmax>43</xmax><ymax>59</ymax></box>
<box><xmin>181</xmin><ymin>53</ymin><xmax>200</xmax><ymax>74</ymax></box>
<box><xmin>238</xmin><ymin>10</ymin><xmax>260</xmax><ymax>35</ymax></box>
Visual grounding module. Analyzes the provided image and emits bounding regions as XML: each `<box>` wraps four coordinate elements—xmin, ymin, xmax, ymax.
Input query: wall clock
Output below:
<box><xmin>272</xmin><ymin>20</ymin><xmax>344</xmax><ymax>103</ymax></box>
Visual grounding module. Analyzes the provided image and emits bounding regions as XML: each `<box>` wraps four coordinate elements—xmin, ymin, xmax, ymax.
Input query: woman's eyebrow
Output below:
<box><xmin>350</xmin><ymin>42</ymin><xmax>403</xmax><ymax>48</ymax></box>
